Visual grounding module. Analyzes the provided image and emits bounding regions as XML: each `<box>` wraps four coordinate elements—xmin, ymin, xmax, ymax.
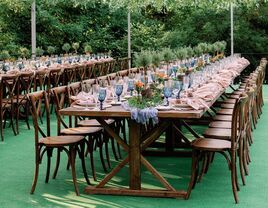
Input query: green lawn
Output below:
<box><xmin>0</xmin><ymin>86</ymin><xmax>268</xmax><ymax>208</ymax></box>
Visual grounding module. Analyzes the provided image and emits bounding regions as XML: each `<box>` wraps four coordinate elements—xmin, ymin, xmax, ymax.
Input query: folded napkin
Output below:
<box><xmin>180</xmin><ymin>97</ymin><xmax>210</xmax><ymax>110</ymax></box>
<box><xmin>6</xmin><ymin>70</ymin><xmax>20</xmax><ymax>75</ymax></box>
<box><xmin>71</xmin><ymin>92</ymin><xmax>96</xmax><ymax>106</ymax></box>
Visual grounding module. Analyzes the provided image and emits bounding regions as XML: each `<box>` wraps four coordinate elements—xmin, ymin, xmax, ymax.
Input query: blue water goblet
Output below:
<box><xmin>163</xmin><ymin>87</ymin><xmax>172</xmax><ymax>106</ymax></box>
<box><xmin>128</xmin><ymin>80</ymin><xmax>135</xmax><ymax>96</ymax></box>
<box><xmin>98</xmin><ymin>88</ymin><xmax>107</xmax><ymax>110</ymax></box>
<box><xmin>115</xmin><ymin>84</ymin><xmax>123</xmax><ymax>102</ymax></box>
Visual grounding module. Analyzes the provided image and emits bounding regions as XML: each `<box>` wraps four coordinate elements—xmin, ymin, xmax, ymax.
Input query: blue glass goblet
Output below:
<box><xmin>115</xmin><ymin>84</ymin><xmax>123</xmax><ymax>102</ymax></box>
<box><xmin>128</xmin><ymin>80</ymin><xmax>135</xmax><ymax>96</ymax></box>
<box><xmin>163</xmin><ymin>87</ymin><xmax>172</xmax><ymax>106</ymax></box>
<box><xmin>98</xmin><ymin>88</ymin><xmax>107</xmax><ymax>110</ymax></box>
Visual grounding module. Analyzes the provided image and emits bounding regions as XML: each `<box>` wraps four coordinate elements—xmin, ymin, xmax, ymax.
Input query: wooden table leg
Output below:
<box><xmin>129</xmin><ymin>119</ymin><xmax>141</xmax><ymax>190</ymax></box>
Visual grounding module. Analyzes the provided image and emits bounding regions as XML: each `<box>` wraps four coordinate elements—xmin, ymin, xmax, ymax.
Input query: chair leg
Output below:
<box><xmin>238</xmin><ymin>144</ymin><xmax>246</xmax><ymax>186</ymax></box>
<box><xmin>88</xmin><ymin>139</ymin><xmax>97</xmax><ymax>181</ymax></box>
<box><xmin>45</xmin><ymin>148</ymin><xmax>53</xmax><ymax>183</ymax></box>
<box><xmin>53</xmin><ymin>149</ymin><xmax>61</xmax><ymax>179</ymax></box>
<box><xmin>79</xmin><ymin>141</ymin><xmax>91</xmax><ymax>185</ymax></box>
<box><xmin>111</xmin><ymin>138</ymin><xmax>119</xmax><ymax>161</ymax></box>
<box><xmin>30</xmin><ymin>149</ymin><xmax>40</xmax><ymax>194</ymax></box>
<box><xmin>25</xmin><ymin>103</ymin><xmax>31</xmax><ymax>130</ymax></box>
<box><xmin>105</xmin><ymin>140</ymin><xmax>111</xmax><ymax>169</ymax></box>
<box><xmin>98</xmin><ymin>136</ymin><xmax>108</xmax><ymax>173</ymax></box>
<box><xmin>0</xmin><ymin>111</ymin><xmax>4</xmax><ymax>141</ymax></box>
<box><xmin>231</xmin><ymin>152</ymin><xmax>239</xmax><ymax>203</ymax></box>
<box><xmin>198</xmin><ymin>152</ymin><xmax>208</xmax><ymax>183</ymax></box>
<box><xmin>186</xmin><ymin>149</ymin><xmax>199</xmax><ymax>200</ymax></box>
<box><xmin>69</xmin><ymin>145</ymin><xmax>79</xmax><ymax>196</ymax></box>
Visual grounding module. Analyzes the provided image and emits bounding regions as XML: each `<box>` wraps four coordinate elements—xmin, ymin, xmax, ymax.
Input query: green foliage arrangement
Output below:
<box><xmin>84</xmin><ymin>44</ymin><xmax>92</xmax><ymax>54</ymax></box>
<box><xmin>19</xmin><ymin>47</ymin><xmax>30</xmax><ymax>59</ymax></box>
<box><xmin>47</xmin><ymin>46</ymin><xmax>56</xmax><ymax>55</ymax></box>
<box><xmin>72</xmin><ymin>42</ymin><xmax>80</xmax><ymax>53</ymax></box>
<box><xmin>36</xmin><ymin>47</ymin><xmax>44</xmax><ymax>57</ymax></box>
<box><xmin>134</xmin><ymin>50</ymin><xmax>152</xmax><ymax>68</ymax></box>
<box><xmin>175</xmin><ymin>48</ymin><xmax>187</xmax><ymax>60</ymax></box>
<box><xmin>162</xmin><ymin>48</ymin><xmax>174</xmax><ymax>64</ymax></box>
<box><xmin>151</xmin><ymin>51</ymin><xmax>162</xmax><ymax>68</ymax></box>
<box><xmin>0</xmin><ymin>50</ymin><xmax>11</xmax><ymax>61</ymax></box>
<box><xmin>127</xmin><ymin>87</ymin><xmax>163</xmax><ymax>109</ymax></box>
<box><xmin>62</xmin><ymin>43</ymin><xmax>71</xmax><ymax>54</ymax></box>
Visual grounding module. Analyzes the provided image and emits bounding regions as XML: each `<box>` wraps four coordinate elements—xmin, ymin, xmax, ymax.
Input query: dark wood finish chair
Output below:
<box><xmin>63</xmin><ymin>67</ymin><xmax>76</xmax><ymax>85</ymax></box>
<box><xmin>16</xmin><ymin>71</ymin><xmax>35</xmax><ymax>133</ymax></box>
<box><xmin>0</xmin><ymin>74</ymin><xmax>20</xmax><ymax>141</ymax></box>
<box><xmin>52</xmin><ymin>86</ymin><xmax>104</xmax><ymax>181</ymax></box>
<box><xmin>33</xmin><ymin>70</ymin><xmax>47</xmax><ymax>92</ymax></box>
<box><xmin>75</xmin><ymin>65</ymin><xmax>86</xmax><ymax>82</ymax></box>
<box><xmin>28</xmin><ymin>91</ymin><xmax>90</xmax><ymax>196</ymax></box>
<box><xmin>187</xmin><ymin>94</ymin><xmax>249</xmax><ymax>203</ymax></box>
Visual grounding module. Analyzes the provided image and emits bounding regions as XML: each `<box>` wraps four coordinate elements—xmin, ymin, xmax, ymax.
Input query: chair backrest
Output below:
<box><xmin>48</xmin><ymin>68</ymin><xmax>62</xmax><ymax>91</ymax></box>
<box><xmin>34</xmin><ymin>70</ymin><xmax>47</xmax><ymax>91</ymax></box>
<box><xmin>63</xmin><ymin>67</ymin><xmax>76</xmax><ymax>85</ymax></box>
<box><xmin>19</xmin><ymin>72</ymin><xmax>35</xmax><ymax>103</ymax></box>
<box><xmin>68</xmin><ymin>82</ymin><xmax>81</xmax><ymax>105</ymax></box>
<box><xmin>51</xmin><ymin>86</ymin><xmax>70</xmax><ymax>135</ymax></box>
<box><xmin>28</xmin><ymin>91</ymin><xmax>50</xmax><ymax>145</ymax></box>
<box><xmin>75</xmin><ymin>65</ymin><xmax>86</xmax><ymax>81</ymax></box>
<box><xmin>0</xmin><ymin>74</ymin><xmax>19</xmax><ymax>109</ymax></box>
<box><xmin>231</xmin><ymin>93</ymin><xmax>249</xmax><ymax>150</ymax></box>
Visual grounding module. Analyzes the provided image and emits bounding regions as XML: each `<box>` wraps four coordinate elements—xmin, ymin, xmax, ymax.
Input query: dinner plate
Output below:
<box><xmin>111</xmin><ymin>101</ymin><xmax>122</xmax><ymax>106</ymax></box>
<box><xmin>156</xmin><ymin>106</ymin><xmax>172</xmax><ymax>111</ymax></box>
<box><xmin>72</xmin><ymin>105</ymin><xmax>94</xmax><ymax>109</ymax></box>
<box><xmin>76</xmin><ymin>101</ymin><xmax>96</xmax><ymax>107</ymax></box>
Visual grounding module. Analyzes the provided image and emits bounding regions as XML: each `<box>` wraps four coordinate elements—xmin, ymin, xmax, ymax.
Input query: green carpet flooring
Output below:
<box><xmin>1</xmin><ymin>86</ymin><xmax>268</xmax><ymax>208</ymax></box>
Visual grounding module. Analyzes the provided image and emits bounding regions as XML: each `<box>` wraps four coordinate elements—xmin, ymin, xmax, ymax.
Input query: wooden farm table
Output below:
<box><xmin>59</xmin><ymin>63</ymin><xmax>248</xmax><ymax>198</ymax></box>
<box><xmin>59</xmin><ymin>105</ymin><xmax>208</xmax><ymax>198</ymax></box>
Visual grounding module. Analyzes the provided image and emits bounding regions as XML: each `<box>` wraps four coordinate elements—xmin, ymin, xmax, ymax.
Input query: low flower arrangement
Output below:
<box><xmin>127</xmin><ymin>82</ymin><xmax>163</xmax><ymax>109</ymax></box>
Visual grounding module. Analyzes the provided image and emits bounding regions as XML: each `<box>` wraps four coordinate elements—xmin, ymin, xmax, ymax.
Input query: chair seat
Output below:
<box><xmin>223</xmin><ymin>98</ymin><xmax>236</xmax><ymax>104</ymax></box>
<box><xmin>209</xmin><ymin>121</ymin><xmax>232</xmax><ymax>129</ymax></box>
<box><xmin>214</xmin><ymin>115</ymin><xmax>232</xmax><ymax>121</ymax></box>
<box><xmin>217</xmin><ymin>109</ymin><xmax>233</xmax><ymax>115</ymax></box>
<box><xmin>232</xmin><ymin>91</ymin><xmax>242</xmax><ymax>95</ymax></box>
<box><xmin>78</xmin><ymin>119</ymin><xmax>114</xmax><ymax>127</ymax></box>
<box><xmin>203</xmin><ymin>128</ymin><xmax>231</xmax><ymax>140</ymax></box>
<box><xmin>61</xmin><ymin>127</ymin><xmax>102</xmax><ymax>135</ymax></box>
<box><xmin>221</xmin><ymin>103</ymin><xmax>235</xmax><ymax>109</ymax></box>
<box><xmin>40</xmin><ymin>135</ymin><xmax>84</xmax><ymax>146</ymax></box>
<box><xmin>229</xmin><ymin>94</ymin><xmax>240</xmax><ymax>99</ymax></box>
<box><xmin>192</xmin><ymin>138</ymin><xmax>231</xmax><ymax>151</ymax></box>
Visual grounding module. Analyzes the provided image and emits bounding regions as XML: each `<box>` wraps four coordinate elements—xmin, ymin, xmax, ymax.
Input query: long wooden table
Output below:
<box><xmin>59</xmin><ymin>63</ymin><xmax>248</xmax><ymax>198</ymax></box>
<box><xmin>59</xmin><ymin>99</ymin><xmax>215</xmax><ymax>198</ymax></box>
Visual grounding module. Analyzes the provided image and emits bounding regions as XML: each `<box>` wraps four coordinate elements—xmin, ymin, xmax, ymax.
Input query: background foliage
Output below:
<box><xmin>0</xmin><ymin>0</ymin><xmax>267</xmax><ymax>71</ymax></box>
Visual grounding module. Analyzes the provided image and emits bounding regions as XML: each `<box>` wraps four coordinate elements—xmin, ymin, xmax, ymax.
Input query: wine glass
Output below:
<box><xmin>163</xmin><ymin>86</ymin><xmax>172</xmax><ymax>106</ymax></box>
<box><xmin>98</xmin><ymin>87</ymin><xmax>107</xmax><ymax>110</ymax></box>
<box><xmin>115</xmin><ymin>84</ymin><xmax>123</xmax><ymax>102</ymax></box>
<box><xmin>92</xmin><ymin>84</ymin><xmax>100</xmax><ymax>107</ymax></box>
<box><xmin>128</xmin><ymin>79</ymin><xmax>135</xmax><ymax>96</ymax></box>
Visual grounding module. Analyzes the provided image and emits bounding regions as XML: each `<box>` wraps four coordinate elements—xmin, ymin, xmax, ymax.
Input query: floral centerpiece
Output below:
<box><xmin>127</xmin><ymin>81</ymin><xmax>163</xmax><ymax>109</ymax></box>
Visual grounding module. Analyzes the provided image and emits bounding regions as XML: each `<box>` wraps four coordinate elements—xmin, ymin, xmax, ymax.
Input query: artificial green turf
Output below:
<box><xmin>0</xmin><ymin>86</ymin><xmax>268</xmax><ymax>208</ymax></box>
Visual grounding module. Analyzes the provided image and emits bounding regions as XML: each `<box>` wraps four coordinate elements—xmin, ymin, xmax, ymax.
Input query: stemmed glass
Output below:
<box><xmin>92</xmin><ymin>84</ymin><xmax>100</xmax><ymax>107</ymax></box>
<box><xmin>128</xmin><ymin>79</ymin><xmax>135</xmax><ymax>96</ymax></box>
<box><xmin>163</xmin><ymin>81</ymin><xmax>172</xmax><ymax>106</ymax></box>
<box><xmin>98</xmin><ymin>87</ymin><xmax>107</xmax><ymax>110</ymax></box>
<box><xmin>115</xmin><ymin>84</ymin><xmax>123</xmax><ymax>102</ymax></box>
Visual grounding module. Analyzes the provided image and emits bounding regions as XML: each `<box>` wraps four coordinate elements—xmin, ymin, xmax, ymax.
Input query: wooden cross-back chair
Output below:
<box><xmin>17</xmin><ymin>71</ymin><xmax>35</xmax><ymax>132</ymax></box>
<box><xmin>33</xmin><ymin>70</ymin><xmax>47</xmax><ymax>92</ymax></box>
<box><xmin>93</xmin><ymin>62</ymin><xmax>104</xmax><ymax>78</ymax></box>
<box><xmin>75</xmin><ymin>65</ymin><xmax>86</xmax><ymax>82</ymax></box>
<box><xmin>63</xmin><ymin>67</ymin><xmax>76</xmax><ymax>85</ymax></box>
<box><xmin>86</xmin><ymin>63</ymin><xmax>94</xmax><ymax>79</ymax></box>
<box><xmin>28</xmin><ymin>90</ymin><xmax>89</xmax><ymax>196</ymax></box>
<box><xmin>0</xmin><ymin>74</ymin><xmax>20</xmax><ymax>141</ymax></box>
<box><xmin>52</xmin><ymin>86</ymin><xmax>104</xmax><ymax>181</ymax></box>
<box><xmin>187</xmin><ymin>94</ymin><xmax>249</xmax><ymax>203</ymax></box>
<box><xmin>109</xmin><ymin>60</ymin><xmax>116</xmax><ymax>73</ymax></box>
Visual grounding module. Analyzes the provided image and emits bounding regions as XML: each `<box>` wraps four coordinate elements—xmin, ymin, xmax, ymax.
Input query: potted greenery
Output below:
<box><xmin>36</xmin><ymin>47</ymin><xmax>44</xmax><ymax>57</ymax></box>
<box><xmin>72</xmin><ymin>42</ymin><xmax>80</xmax><ymax>54</ymax></box>
<box><xmin>62</xmin><ymin>43</ymin><xmax>71</xmax><ymax>55</ymax></box>
<box><xmin>162</xmin><ymin>47</ymin><xmax>174</xmax><ymax>70</ymax></box>
<box><xmin>151</xmin><ymin>51</ymin><xmax>161</xmax><ymax>71</ymax></box>
<box><xmin>0</xmin><ymin>50</ymin><xmax>10</xmax><ymax>62</ymax></box>
<box><xmin>185</xmin><ymin>47</ymin><xmax>194</xmax><ymax>60</ymax></box>
<box><xmin>84</xmin><ymin>44</ymin><xmax>92</xmax><ymax>55</ymax></box>
<box><xmin>47</xmin><ymin>46</ymin><xmax>56</xmax><ymax>56</ymax></box>
<box><xmin>175</xmin><ymin>47</ymin><xmax>187</xmax><ymax>63</ymax></box>
<box><xmin>19</xmin><ymin>47</ymin><xmax>30</xmax><ymax>59</ymax></box>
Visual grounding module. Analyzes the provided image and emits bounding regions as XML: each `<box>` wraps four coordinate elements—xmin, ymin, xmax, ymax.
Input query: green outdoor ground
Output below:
<box><xmin>0</xmin><ymin>86</ymin><xmax>268</xmax><ymax>208</ymax></box>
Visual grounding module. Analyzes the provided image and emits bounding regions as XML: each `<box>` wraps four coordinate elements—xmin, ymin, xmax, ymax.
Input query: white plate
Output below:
<box><xmin>111</xmin><ymin>102</ymin><xmax>122</xmax><ymax>106</ymax></box>
<box><xmin>156</xmin><ymin>106</ymin><xmax>172</xmax><ymax>111</ymax></box>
